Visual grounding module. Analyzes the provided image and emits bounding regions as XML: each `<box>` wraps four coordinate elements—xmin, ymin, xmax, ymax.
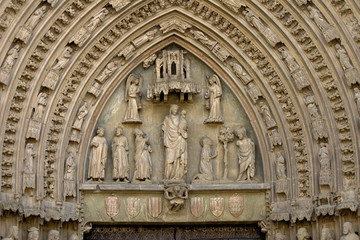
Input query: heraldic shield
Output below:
<box><xmin>229</xmin><ymin>194</ymin><xmax>244</xmax><ymax>217</ymax></box>
<box><xmin>148</xmin><ymin>197</ymin><xmax>162</xmax><ymax>218</ymax></box>
<box><xmin>191</xmin><ymin>196</ymin><xmax>204</xmax><ymax>218</ymax></box>
<box><xmin>210</xmin><ymin>197</ymin><xmax>224</xmax><ymax>217</ymax></box>
<box><xmin>105</xmin><ymin>196</ymin><xmax>120</xmax><ymax>218</ymax></box>
<box><xmin>127</xmin><ymin>197</ymin><xmax>141</xmax><ymax>218</ymax></box>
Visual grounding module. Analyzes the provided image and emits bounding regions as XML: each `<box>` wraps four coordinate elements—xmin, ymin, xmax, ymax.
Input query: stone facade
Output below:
<box><xmin>0</xmin><ymin>0</ymin><xmax>360</xmax><ymax>239</ymax></box>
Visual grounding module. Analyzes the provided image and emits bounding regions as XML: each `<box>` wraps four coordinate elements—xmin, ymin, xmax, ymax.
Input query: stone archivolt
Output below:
<box><xmin>0</xmin><ymin>0</ymin><xmax>359</xmax><ymax>239</ymax></box>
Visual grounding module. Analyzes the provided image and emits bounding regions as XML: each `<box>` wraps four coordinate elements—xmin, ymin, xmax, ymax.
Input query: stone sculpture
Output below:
<box><xmin>229</xmin><ymin>61</ymin><xmax>253</xmax><ymax>85</ymax></box>
<box><xmin>16</xmin><ymin>6</ymin><xmax>47</xmax><ymax>43</ymax></box>
<box><xmin>218</xmin><ymin>126</ymin><xmax>234</xmax><ymax>179</ymax></box>
<box><xmin>112</xmin><ymin>127</ymin><xmax>129</xmax><ymax>182</ymax></box>
<box><xmin>132</xmin><ymin>29</ymin><xmax>158</xmax><ymax>48</ymax></box>
<box><xmin>72</xmin><ymin>102</ymin><xmax>88</xmax><ymax>130</ymax></box>
<box><xmin>195</xmin><ymin>137</ymin><xmax>217</xmax><ymax>181</ymax></box>
<box><xmin>45</xmin><ymin>0</ymin><xmax>59</xmax><ymax>8</ymax></box>
<box><xmin>162</xmin><ymin>105</ymin><xmax>187</xmax><ymax>181</ymax></box>
<box><xmin>275</xmin><ymin>232</ymin><xmax>286</xmax><ymax>240</ymax></box>
<box><xmin>96</xmin><ymin>61</ymin><xmax>118</xmax><ymax>83</ymax></box>
<box><xmin>88</xmin><ymin>127</ymin><xmax>107</xmax><ymax>181</ymax></box>
<box><xmin>275</xmin><ymin>152</ymin><xmax>286</xmax><ymax>180</ymax></box>
<box><xmin>246</xmin><ymin>82</ymin><xmax>262</xmax><ymax>103</ymax></box>
<box><xmin>3</xmin><ymin>226</ymin><xmax>18</xmax><ymax>240</ymax></box>
<box><xmin>0</xmin><ymin>44</ymin><xmax>20</xmax><ymax>85</ymax></box>
<box><xmin>109</xmin><ymin>0</ymin><xmax>131</xmax><ymax>12</ymax></box>
<box><xmin>133</xmin><ymin>128</ymin><xmax>152</xmax><ymax>182</ymax></box>
<box><xmin>243</xmin><ymin>8</ymin><xmax>281</xmax><ymax>47</ymax></box>
<box><xmin>123</xmin><ymin>74</ymin><xmax>142</xmax><ymax>123</ymax></box>
<box><xmin>319</xmin><ymin>143</ymin><xmax>330</xmax><ymax>172</ymax></box>
<box><xmin>164</xmin><ymin>184</ymin><xmax>188</xmax><ymax>211</ymax></box>
<box><xmin>279</xmin><ymin>47</ymin><xmax>310</xmax><ymax>90</ymax></box>
<box><xmin>143</xmin><ymin>54</ymin><xmax>157</xmax><ymax>69</ymax></box>
<box><xmin>53</xmin><ymin>47</ymin><xmax>73</xmax><ymax>72</ymax></box>
<box><xmin>259</xmin><ymin>101</ymin><xmax>277</xmax><ymax>129</ymax></box>
<box><xmin>355</xmin><ymin>88</ymin><xmax>360</xmax><ymax>114</ymax></box>
<box><xmin>341</xmin><ymin>222</ymin><xmax>360</xmax><ymax>240</ymax></box>
<box><xmin>236</xmin><ymin>127</ymin><xmax>255</xmax><ymax>181</ymax></box>
<box><xmin>86</xmin><ymin>8</ymin><xmax>109</xmax><ymax>32</ymax></box>
<box><xmin>63</xmin><ymin>150</ymin><xmax>76</xmax><ymax>198</ymax></box>
<box><xmin>220</xmin><ymin>0</ymin><xmax>246</xmax><ymax>13</ymax></box>
<box><xmin>321</xmin><ymin>228</ymin><xmax>334</xmax><ymax>240</ymax></box>
<box><xmin>205</xmin><ymin>74</ymin><xmax>223</xmax><ymax>123</ymax></box>
<box><xmin>23</xmin><ymin>143</ymin><xmax>36</xmax><ymax>193</ymax></box>
<box><xmin>308</xmin><ymin>6</ymin><xmax>339</xmax><ymax>42</ymax></box>
<box><xmin>335</xmin><ymin>44</ymin><xmax>359</xmax><ymax>86</ymax></box>
<box><xmin>305</xmin><ymin>95</ymin><xmax>328</xmax><ymax>140</ymax></box>
<box><xmin>33</xmin><ymin>92</ymin><xmax>48</xmax><ymax>121</ymax></box>
<box><xmin>27</xmin><ymin>227</ymin><xmax>39</xmax><ymax>240</ymax></box>
<box><xmin>296</xmin><ymin>228</ymin><xmax>311</xmax><ymax>240</ymax></box>
<box><xmin>190</xmin><ymin>30</ymin><xmax>217</xmax><ymax>49</ymax></box>
<box><xmin>47</xmin><ymin>230</ymin><xmax>60</xmax><ymax>240</ymax></box>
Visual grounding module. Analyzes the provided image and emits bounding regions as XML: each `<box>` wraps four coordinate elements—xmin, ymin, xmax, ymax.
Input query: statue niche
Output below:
<box><xmin>147</xmin><ymin>50</ymin><xmax>199</xmax><ymax>102</ymax></box>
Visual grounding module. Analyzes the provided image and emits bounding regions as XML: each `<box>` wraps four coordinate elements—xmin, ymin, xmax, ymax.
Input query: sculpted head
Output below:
<box><xmin>97</xmin><ymin>127</ymin><xmax>105</xmax><ymax>137</ymax></box>
<box><xmin>297</xmin><ymin>228</ymin><xmax>310</xmax><ymax>240</ymax></box>
<box><xmin>47</xmin><ymin>230</ymin><xmax>60</xmax><ymax>240</ymax></box>
<box><xmin>27</xmin><ymin>227</ymin><xmax>39</xmax><ymax>240</ymax></box>
<box><xmin>343</xmin><ymin>222</ymin><xmax>354</xmax><ymax>235</ymax></box>
<box><xmin>115</xmin><ymin>127</ymin><xmax>123</xmax><ymax>136</ymax></box>
<box><xmin>235</xmin><ymin>127</ymin><xmax>246</xmax><ymax>139</ymax></box>
<box><xmin>321</xmin><ymin>228</ymin><xmax>333</xmax><ymax>240</ymax></box>
<box><xmin>134</xmin><ymin>128</ymin><xmax>144</xmax><ymax>137</ymax></box>
<box><xmin>275</xmin><ymin>232</ymin><xmax>286</xmax><ymax>240</ymax></box>
<box><xmin>200</xmin><ymin>137</ymin><xmax>212</xmax><ymax>147</ymax></box>
<box><xmin>170</xmin><ymin>104</ymin><xmax>179</xmax><ymax>115</ymax></box>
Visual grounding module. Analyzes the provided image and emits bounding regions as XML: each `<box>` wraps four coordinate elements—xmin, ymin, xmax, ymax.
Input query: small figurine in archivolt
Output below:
<box><xmin>235</xmin><ymin>127</ymin><xmax>255</xmax><ymax>181</ymax></box>
<box><xmin>123</xmin><ymin>74</ymin><xmax>142</xmax><ymax>123</ymax></box>
<box><xmin>205</xmin><ymin>75</ymin><xmax>223</xmax><ymax>123</ymax></box>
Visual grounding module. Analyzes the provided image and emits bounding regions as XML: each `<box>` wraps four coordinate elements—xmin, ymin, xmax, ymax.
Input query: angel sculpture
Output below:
<box><xmin>205</xmin><ymin>75</ymin><xmax>223</xmax><ymax>123</ymax></box>
<box><xmin>123</xmin><ymin>74</ymin><xmax>142</xmax><ymax>123</ymax></box>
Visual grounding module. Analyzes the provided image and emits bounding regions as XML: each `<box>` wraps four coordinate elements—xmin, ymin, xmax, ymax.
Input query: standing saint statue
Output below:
<box><xmin>162</xmin><ymin>105</ymin><xmax>188</xmax><ymax>181</ymax></box>
<box><xmin>88</xmin><ymin>127</ymin><xmax>107</xmax><ymax>182</ymax></box>
<box><xmin>205</xmin><ymin>75</ymin><xmax>223</xmax><ymax>123</ymax></box>
<box><xmin>112</xmin><ymin>127</ymin><xmax>129</xmax><ymax>182</ymax></box>
<box><xmin>235</xmin><ymin>127</ymin><xmax>255</xmax><ymax>181</ymax></box>
<box><xmin>123</xmin><ymin>74</ymin><xmax>142</xmax><ymax>123</ymax></box>
<box><xmin>133</xmin><ymin>128</ymin><xmax>152</xmax><ymax>182</ymax></box>
<box><xmin>63</xmin><ymin>150</ymin><xmax>76</xmax><ymax>198</ymax></box>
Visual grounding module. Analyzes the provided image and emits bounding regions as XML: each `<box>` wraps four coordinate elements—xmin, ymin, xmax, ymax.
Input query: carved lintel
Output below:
<box><xmin>26</xmin><ymin>119</ymin><xmax>42</xmax><ymax>140</ymax></box>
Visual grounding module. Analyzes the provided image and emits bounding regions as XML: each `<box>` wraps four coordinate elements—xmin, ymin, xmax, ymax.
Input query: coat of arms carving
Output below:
<box><xmin>147</xmin><ymin>197</ymin><xmax>162</xmax><ymax>218</ymax></box>
<box><xmin>105</xmin><ymin>196</ymin><xmax>120</xmax><ymax>218</ymax></box>
<box><xmin>210</xmin><ymin>196</ymin><xmax>224</xmax><ymax>217</ymax></box>
<box><xmin>191</xmin><ymin>196</ymin><xmax>204</xmax><ymax>218</ymax></box>
<box><xmin>229</xmin><ymin>194</ymin><xmax>244</xmax><ymax>217</ymax></box>
<box><xmin>127</xmin><ymin>197</ymin><xmax>141</xmax><ymax>218</ymax></box>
